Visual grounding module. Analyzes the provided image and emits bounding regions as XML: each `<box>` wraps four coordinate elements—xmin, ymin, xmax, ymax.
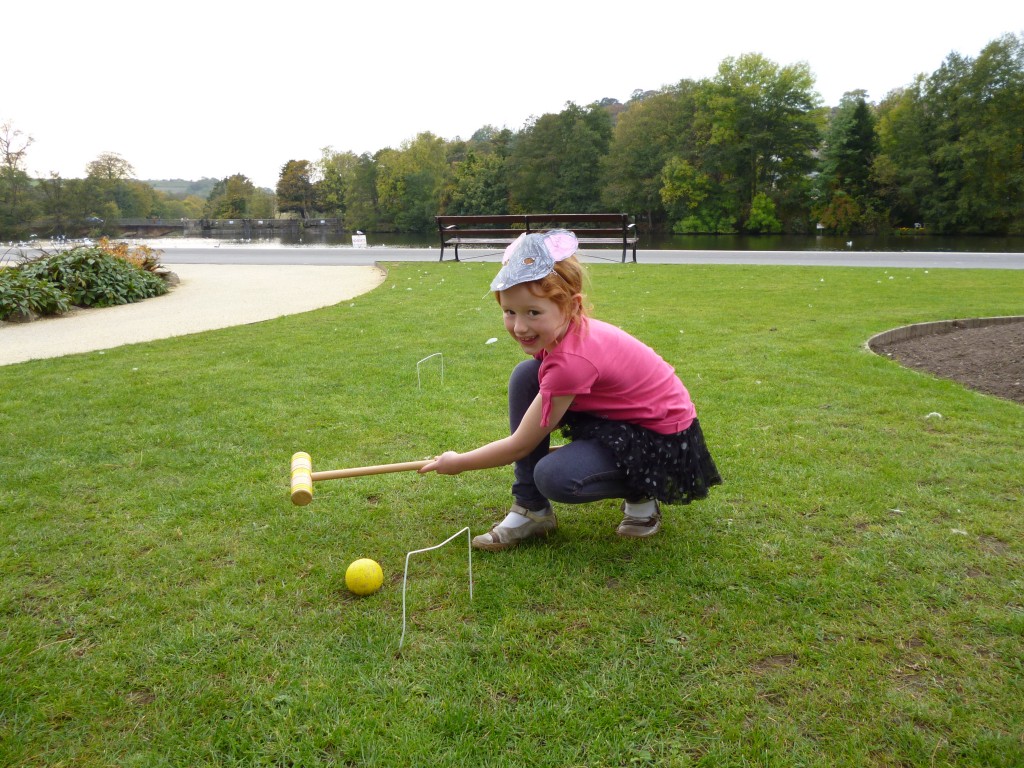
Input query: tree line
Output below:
<box><xmin>2</xmin><ymin>34</ymin><xmax>1021</xmax><ymax>241</ymax></box>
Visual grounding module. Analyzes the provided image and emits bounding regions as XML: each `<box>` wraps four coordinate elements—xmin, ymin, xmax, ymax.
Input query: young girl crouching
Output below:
<box><xmin>419</xmin><ymin>229</ymin><xmax>721</xmax><ymax>551</ymax></box>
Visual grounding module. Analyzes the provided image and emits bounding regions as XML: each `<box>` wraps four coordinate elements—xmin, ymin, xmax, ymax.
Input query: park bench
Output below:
<box><xmin>435</xmin><ymin>213</ymin><xmax>639</xmax><ymax>263</ymax></box>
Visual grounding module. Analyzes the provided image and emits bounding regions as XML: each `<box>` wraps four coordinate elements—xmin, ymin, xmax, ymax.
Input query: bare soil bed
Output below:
<box><xmin>872</xmin><ymin>320</ymin><xmax>1024</xmax><ymax>404</ymax></box>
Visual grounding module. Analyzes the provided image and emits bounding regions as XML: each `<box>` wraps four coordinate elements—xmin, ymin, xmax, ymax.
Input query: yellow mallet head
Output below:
<box><xmin>290</xmin><ymin>451</ymin><xmax>313</xmax><ymax>506</ymax></box>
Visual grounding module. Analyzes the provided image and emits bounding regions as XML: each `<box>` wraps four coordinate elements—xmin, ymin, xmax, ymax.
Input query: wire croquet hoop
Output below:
<box><xmin>416</xmin><ymin>353</ymin><xmax>444</xmax><ymax>389</ymax></box>
<box><xmin>399</xmin><ymin>527</ymin><xmax>473</xmax><ymax>651</ymax></box>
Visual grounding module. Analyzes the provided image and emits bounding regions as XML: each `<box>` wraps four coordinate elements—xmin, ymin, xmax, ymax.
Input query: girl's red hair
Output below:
<box><xmin>494</xmin><ymin>255</ymin><xmax>589</xmax><ymax>322</ymax></box>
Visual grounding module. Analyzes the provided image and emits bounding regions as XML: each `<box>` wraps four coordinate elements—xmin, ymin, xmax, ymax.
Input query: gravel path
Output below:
<box><xmin>0</xmin><ymin>263</ymin><xmax>385</xmax><ymax>366</ymax></box>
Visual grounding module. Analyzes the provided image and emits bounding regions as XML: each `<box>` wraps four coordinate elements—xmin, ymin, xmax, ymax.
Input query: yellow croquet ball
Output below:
<box><xmin>345</xmin><ymin>558</ymin><xmax>384</xmax><ymax>596</ymax></box>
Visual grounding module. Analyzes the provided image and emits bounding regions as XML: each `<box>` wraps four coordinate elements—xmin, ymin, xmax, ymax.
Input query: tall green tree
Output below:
<box><xmin>0</xmin><ymin>121</ymin><xmax>38</xmax><ymax>237</ymax></box>
<box><xmin>344</xmin><ymin>152</ymin><xmax>381</xmax><ymax>232</ymax></box>
<box><xmin>82</xmin><ymin>152</ymin><xmax>150</xmax><ymax>226</ymax></box>
<box><xmin>247</xmin><ymin>188</ymin><xmax>276</xmax><ymax>219</ymax></box>
<box><xmin>695</xmin><ymin>53</ymin><xmax>825</xmax><ymax>231</ymax></box>
<box><xmin>926</xmin><ymin>34</ymin><xmax>1024</xmax><ymax>233</ymax></box>
<box><xmin>114</xmin><ymin>180</ymin><xmax>157</xmax><ymax>219</ymax></box>
<box><xmin>0</xmin><ymin>167</ymin><xmax>36</xmax><ymax>238</ymax></box>
<box><xmin>816</xmin><ymin>91</ymin><xmax>881</xmax><ymax>233</ymax></box>
<box><xmin>315</xmin><ymin>147</ymin><xmax>348</xmax><ymax>218</ymax></box>
<box><xmin>660</xmin><ymin>155</ymin><xmax>735</xmax><ymax>233</ymax></box>
<box><xmin>602</xmin><ymin>83</ymin><xmax>700</xmax><ymax>226</ymax></box>
<box><xmin>874</xmin><ymin>32</ymin><xmax>1024</xmax><ymax>233</ymax></box>
<box><xmin>85</xmin><ymin>152</ymin><xmax>134</xmax><ymax>182</ymax></box>
<box><xmin>375</xmin><ymin>133</ymin><xmax>450</xmax><ymax>231</ymax></box>
<box><xmin>204</xmin><ymin>174</ymin><xmax>261</xmax><ymax>218</ymax></box>
<box><xmin>873</xmin><ymin>80</ymin><xmax>931</xmax><ymax>227</ymax></box>
<box><xmin>821</xmin><ymin>91</ymin><xmax>879</xmax><ymax>200</ymax></box>
<box><xmin>468</xmin><ymin>125</ymin><xmax>515</xmax><ymax>157</ymax></box>
<box><xmin>508</xmin><ymin>102</ymin><xmax>612</xmax><ymax>213</ymax></box>
<box><xmin>447</xmin><ymin>149</ymin><xmax>509</xmax><ymax>215</ymax></box>
<box><xmin>315</xmin><ymin>148</ymin><xmax>382</xmax><ymax>229</ymax></box>
<box><xmin>443</xmin><ymin>125</ymin><xmax>514</xmax><ymax>215</ymax></box>
<box><xmin>37</xmin><ymin>173</ymin><xmax>73</xmax><ymax>233</ymax></box>
<box><xmin>276</xmin><ymin>160</ymin><xmax>316</xmax><ymax>219</ymax></box>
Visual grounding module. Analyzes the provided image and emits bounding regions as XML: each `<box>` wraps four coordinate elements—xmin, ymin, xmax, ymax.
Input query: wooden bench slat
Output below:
<box><xmin>442</xmin><ymin>229</ymin><xmax>525</xmax><ymax>238</ymax></box>
<box><xmin>445</xmin><ymin>236</ymin><xmax>638</xmax><ymax>245</ymax></box>
<box><xmin>444</xmin><ymin>227</ymin><xmax>626</xmax><ymax>239</ymax></box>
<box><xmin>437</xmin><ymin>215</ymin><xmax>629</xmax><ymax>222</ymax></box>
<box><xmin>437</xmin><ymin>215</ymin><xmax>526</xmax><ymax>225</ymax></box>
<box><xmin>436</xmin><ymin>213</ymin><xmax>638</xmax><ymax>263</ymax></box>
<box><xmin>445</xmin><ymin>237</ymin><xmax>519</xmax><ymax>245</ymax></box>
<box><xmin>520</xmin><ymin>213</ymin><xmax>628</xmax><ymax>224</ymax></box>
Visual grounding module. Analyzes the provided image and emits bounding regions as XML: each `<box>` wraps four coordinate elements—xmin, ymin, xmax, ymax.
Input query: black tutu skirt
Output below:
<box><xmin>560</xmin><ymin>414</ymin><xmax>723</xmax><ymax>505</ymax></box>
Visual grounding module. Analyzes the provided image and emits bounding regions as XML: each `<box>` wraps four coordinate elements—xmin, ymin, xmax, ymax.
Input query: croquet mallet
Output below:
<box><xmin>290</xmin><ymin>451</ymin><xmax>430</xmax><ymax>506</ymax></box>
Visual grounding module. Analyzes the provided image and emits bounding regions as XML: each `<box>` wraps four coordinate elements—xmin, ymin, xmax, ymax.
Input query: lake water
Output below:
<box><xmin>269</xmin><ymin>230</ymin><xmax>1024</xmax><ymax>253</ymax></box>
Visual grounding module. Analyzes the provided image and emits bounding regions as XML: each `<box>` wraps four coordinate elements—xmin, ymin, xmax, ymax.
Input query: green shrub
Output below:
<box><xmin>672</xmin><ymin>213</ymin><xmax>737</xmax><ymax>234</ymax></box>
<box><xmin>0</xmin><ymin>267</ymin><xmax>72</xmax><ymax>320</ymax></box>
<box><xmin>20</xmin><ymin>247</ymin><xmax>168</xmax><ymax>309</ymax></box>
<box><xmin>745</xmin><ymin>191</ymin><xmax>784</xmax><ymax>233</ymax></box>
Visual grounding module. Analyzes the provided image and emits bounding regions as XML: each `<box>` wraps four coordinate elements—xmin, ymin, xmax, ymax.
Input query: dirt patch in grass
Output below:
<box><xmin>752</xmin><ymin>653</ymin><xmax>799</xmax><ymax>673</ymax></box>
<box><xmin>872</xmin><ymin>320</ymin><xmax>1024</xmax><ymax>404</ymax></box>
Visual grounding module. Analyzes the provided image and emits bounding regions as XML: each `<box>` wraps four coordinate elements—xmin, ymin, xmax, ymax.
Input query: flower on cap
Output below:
<box><xmin>489</xmin><ymin>230</ymin><xmax>579</xmax><ymax>291</ymax></box>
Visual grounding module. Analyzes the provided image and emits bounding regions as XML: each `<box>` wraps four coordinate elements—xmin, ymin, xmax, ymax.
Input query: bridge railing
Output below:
<box><xmin>114</xmin><ymin>218</ymin><xmax>344</xmax><ymax>230</ymax></box>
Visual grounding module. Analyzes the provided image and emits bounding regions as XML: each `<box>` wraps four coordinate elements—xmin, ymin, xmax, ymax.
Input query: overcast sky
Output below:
<box><xmin>6</xmin><ymin>1</ymin><xmax>1021</xmax><ymax>189</ymax></box>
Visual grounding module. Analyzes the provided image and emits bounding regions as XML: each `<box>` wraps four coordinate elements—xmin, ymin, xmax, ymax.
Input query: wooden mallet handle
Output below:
<box><xmin>312</xmin><ymin>460</ymin><xmax>431</xmax><ymax>480</ymax></box>
<box><xmin>290</xmin><ymin>451</ymin><xmax>431</xmax><ymax>505</ymax></box>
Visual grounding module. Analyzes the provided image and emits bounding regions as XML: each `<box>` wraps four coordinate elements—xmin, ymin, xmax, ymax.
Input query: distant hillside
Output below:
<box><xmin>145</xmin><ymin>178</ymin><xmax>218</xmax><ymax>198</ymax></box>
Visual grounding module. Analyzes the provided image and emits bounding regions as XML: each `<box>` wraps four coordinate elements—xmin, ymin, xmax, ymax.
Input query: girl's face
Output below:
<box><xmin>498</xmin><ymin>283</ymin><xmax>577</xmax><ymax>355</ymax></box>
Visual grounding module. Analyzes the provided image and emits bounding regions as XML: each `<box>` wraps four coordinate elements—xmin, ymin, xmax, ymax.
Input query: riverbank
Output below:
<box><xmin>8</xmin><ymin>236</ymin><xmax>1024</xmax><ymax>270</ymax></box>
<box><xmin>14</xmin><ymin>230</ymin><xmax>1024</xmax><ymax>255</ymax></box>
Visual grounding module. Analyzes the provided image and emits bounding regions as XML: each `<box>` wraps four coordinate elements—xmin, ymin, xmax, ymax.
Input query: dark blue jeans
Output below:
<box><xmin>509</xmin><ymin>359</ymin><xmax>637</xmax><ymax>510</ymax></box>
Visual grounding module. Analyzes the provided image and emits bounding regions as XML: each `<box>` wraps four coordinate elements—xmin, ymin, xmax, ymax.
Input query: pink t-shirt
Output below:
<box><xmin>538</xmin><ymin>318</ymin><xmax>696</xmax><ymax>435</ymax></box>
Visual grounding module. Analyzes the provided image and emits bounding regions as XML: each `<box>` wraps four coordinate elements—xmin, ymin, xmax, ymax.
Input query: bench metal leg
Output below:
<box><xmin>438</xmin><ymin>244</ymin><xmax>461</xmax><ymax>262</ymax></box>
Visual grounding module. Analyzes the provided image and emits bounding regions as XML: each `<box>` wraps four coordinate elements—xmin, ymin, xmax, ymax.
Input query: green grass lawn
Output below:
<box><xmin>1</xmin><ymin>262</ymin><xmax>1021</xmax><ymax>767</ymax></box>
